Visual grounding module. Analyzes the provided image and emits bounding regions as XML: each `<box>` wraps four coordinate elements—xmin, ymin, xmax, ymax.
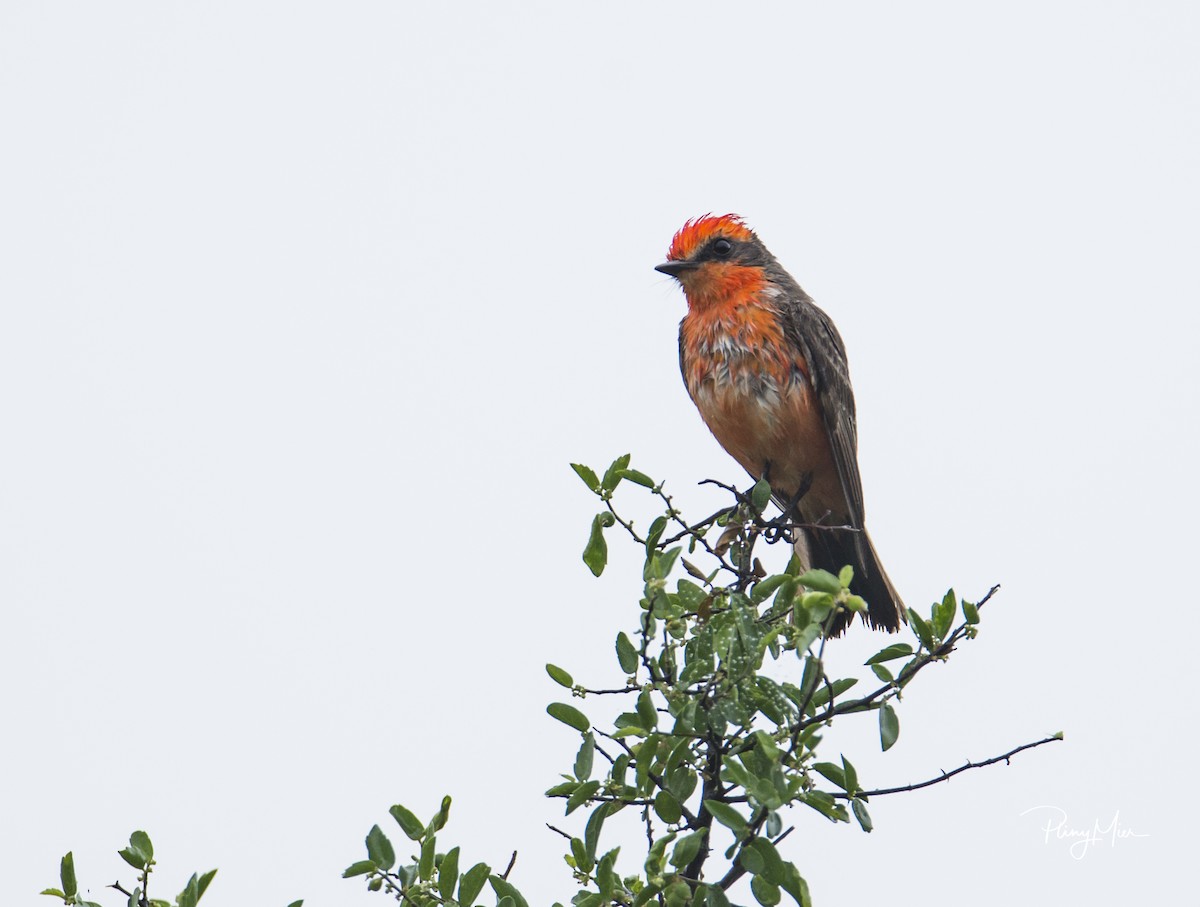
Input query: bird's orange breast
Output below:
<box><xmin>680</xmin><ymin>294</ymin><xmax>842</xmax><ymax>516</ymax></box>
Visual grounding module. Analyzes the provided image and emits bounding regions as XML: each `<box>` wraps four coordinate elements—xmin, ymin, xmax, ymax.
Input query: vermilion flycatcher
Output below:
<box><xmin>657</xmin><ymin>214</ymin><xmax>904</xmax><ymax>634</ymax></box>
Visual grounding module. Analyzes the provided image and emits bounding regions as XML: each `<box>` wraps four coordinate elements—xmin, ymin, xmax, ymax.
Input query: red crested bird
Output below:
<box><xmin>657</xmin><ymin>214</ymin><xmax>905</xmax><ymax>634</ymax></box>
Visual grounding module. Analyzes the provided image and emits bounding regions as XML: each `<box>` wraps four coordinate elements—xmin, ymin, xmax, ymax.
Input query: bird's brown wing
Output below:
<box><xmin>677</xmin><ymin>322</ymin><xmax>693</xmax><ymax>401</ymax></box>
<box><xmin>780</xmin><ymin>298</ymin><xmax>868</xmax><ymax>556</ymax></box>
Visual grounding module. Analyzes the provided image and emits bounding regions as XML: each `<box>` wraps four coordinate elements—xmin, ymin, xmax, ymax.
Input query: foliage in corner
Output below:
<box><xmin>343</xmin><ymin>454</ymin><xmax>1060</xmax><ymax>907</ymax></box>
<box><xmin>39</xmin><ymin>831</ymin><xmax>258</xmax><ymax>907</ymax></box>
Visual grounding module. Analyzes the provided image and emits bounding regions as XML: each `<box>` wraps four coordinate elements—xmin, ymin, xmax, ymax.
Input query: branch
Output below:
<box><xmin>793</xmin><ymin>584</ymin><xmax>1003</xmax><ymax>733</ymax></box>
<box><xmin>832</xmin><ymin>734</ymin><xmax>1064</xmax><ymax>799</ymax></box>
<box><xmin>577</xmin><ymin>687</ymin><xmax>638</xmax><ymax>695</ymax></box>
<box><xmin>681</xmin><ymin>726</ymin><xmax>724</xmax><ymax>880</ymax></box>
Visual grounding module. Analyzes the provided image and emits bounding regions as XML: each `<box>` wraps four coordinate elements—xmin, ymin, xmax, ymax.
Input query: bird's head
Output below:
<box><xmin>656</xmin><ymin>214</ymin><xmax>776</xmax><ymax>311</ymax></box>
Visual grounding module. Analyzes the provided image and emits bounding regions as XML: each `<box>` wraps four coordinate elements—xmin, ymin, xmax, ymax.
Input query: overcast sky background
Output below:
<box><xmin>2</xmin><ymin>3</ymin><xmax>1197</xmax><ymax>905</ymax></box>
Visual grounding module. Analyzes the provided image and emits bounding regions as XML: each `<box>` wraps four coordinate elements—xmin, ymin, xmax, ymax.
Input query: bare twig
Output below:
<box><xmin>832</xmin><ymin>734</ymin><xmax>1063</xmax><ymax>799</ymax></box>
<box><xmin>578</xmin><ymin>687</ymin><xmax>638</xmax><ymax>695</ymax></box>
<box><xmin>501</xmin><ymin>851</ymin><xmax>517</xmax><ymax>880</ymax></box>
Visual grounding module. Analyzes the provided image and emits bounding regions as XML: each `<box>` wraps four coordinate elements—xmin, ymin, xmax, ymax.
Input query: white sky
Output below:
<box><xmin>2</xmin><ymin>3</ymin><xmax>1196</xmax><ymax>905</ymax></box>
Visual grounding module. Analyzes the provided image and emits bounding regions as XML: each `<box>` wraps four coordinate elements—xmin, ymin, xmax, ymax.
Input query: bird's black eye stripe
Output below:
<box><xmin>709</xmin><ymin>238</ymin><xmax>734</xmax><ymax>258</ymax></box>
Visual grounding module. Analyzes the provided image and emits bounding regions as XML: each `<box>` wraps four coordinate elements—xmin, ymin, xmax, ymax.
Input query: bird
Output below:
<box><xmin>656</xmin><ymin>214</ymin><xmax>904</xmax><ymax>634</ymax></box>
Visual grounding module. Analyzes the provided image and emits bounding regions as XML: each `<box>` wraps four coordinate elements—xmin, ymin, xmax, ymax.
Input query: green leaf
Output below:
<box><xmin>869</xmin><ymin>663</ymin><xmax>894</xmax><ymax>682</ymax></box>
<box><xmin>571</xmin><ymin>836</ymin><xmax>591</xmax><ymax>873</ymax></box>
<box><xmin>636</xmin><ymin>691</ymin><xmax>658</xmax><ymax>732</ymax></box>
<box><xmin>489</xmin><ymin>874</ymin><xmax>530</xmax><ymax>907</ymax></box>
<box><xmin>365</xmin><ymin>825</ymin><xmax>395</xmax><ymax>871</ymax></box>
<box><xmin>653</xmin><ymin>790</ymin><xmax>682</xmax><ymax>824</ymax></box>
<box><xmin>634</xmin><ymin>883</ymin><xmax>663</xmax><ymax>907</ymax></box>
<box><xmin>753</xmin><ymin>729</ymin><xmax>781</xmax><ymax>763</ymax></box>
<box><xmin>745</xmin><ymin>838</ymin><xmax>786</xmax><ymax>884</ymax></box>
<box><xmin>616</xmin><ymin>632</ymin><xmax>639</xmax><ymax>674</ymax></box>
<box><xmin>584</xmin><ymin>801</ymin><xmax>619</xmax><ymax>866</ymax></box>
<box><xmin>751</xmin><ymin>574</ymin><xmax>788</xmax><ymax>604</ymax></box>
<box><xmin>750</xmin><ymin>478</ymin><xmax>773</xmax><ymax>513</ymax></box>
<box><xmin>431</xmin><ymin>795</ymin><xmax>452</xmax><ymax>832</ymax></box>
<box><xmin>575</xmin><ymin>733</ymin><xmax>596</xmax><ymax>781</ymax></box>
<box><xmin>546</xmin><ymin>663</ymin><xmax>574</xmax><ymax>688</ymax></box>
<box><xmin>751</xmin><ymin>875</ymin><xmax>782</xmax><ymax>907</ymax></box>
<box><xmin>645</xmin><ymin>515</ymin><xmax>668</xmax><ymax>554</ymax></box>
<box><xmin>963</xmin><ymin>599</ymin><xmax>980</xmax><ymax>624</ymax></box>
<box><xmin>841</xmin><ymin>755</ymin><xmax>859</xmax><ymax>794</ymax></box>
<box><xmin>179</xmin><ymin>874</ymin><xmax>199</xmax><ymax>907</ymax></box>
<box><xmin>601</xmin><ymin>453</ymin><xmax>632</xmax><ymax>492</ymax></box>
<box><xmin>566</xmin><ymin>780</ymin><xmax>601</xmax><ymax>814</ymax></box>
<box><xmin>438</xmin><ymin>846</ymin><xmax>460</xmax><ymax>901</ymax></box>
<box><xmin>669</xmin><ymin>829</ymin><xmax>707</xmax><ymax>868</ymax></box>
<box><xmin>571</xmin><ymin>463</ymin><xmax>600</xmax><ymax>492</ymax></box>
<box><xmin>801</xmin><ymin>591</ymin><xmax>833</xmax><ymax>623</ymax></box>
<box><xmin>60</xmin><ymin>852</ymin><xmax>77</xmax><ymax>898</ymax></box>
<box><xmin>646</xmin><ymin>546</ymin><xmax>682</xmax><ymax>581</ymax></box>
<box><xmin>39</xmin><ymin>889</ymin><xmax>65</xmax><ymax>899</ymax></box>
<box><xmin>797</xmin><ymin>569</ymin><xmax>841</xmax><ymax>595</ymax></box>
<box><xmin>738</xmin><ymin>843</ymin><xmax>765</xmax><ymax>875</ymax></box>
<box><xmin>547</xmin><ymin>702</ymin><xmax>590</xmax><ymax>733</ymax></box>
<box><xmin>838</xmin><ymin>564</ymin><xmax>854</xmax><ymax>587</ymax></box>
<box><xmin>286</xmin><ymin>902</ymin><xmax>304</xmax><ymax>907</ymax></box>
<box><xmin>118</xmin><ymin>849</ymin><xmax>146</xmax><ymax>871</ymax></box>
<box><xmin>933</xmin><ymin>589</ymin><xmax>957</xmax><ymax>638</ymax></box>
<box><xmin>703</xmin><ymin>801</ymin><xmax>747</xmax><ymax>835</ymax></box>
<box><xmin>419</xmin><ymin>835</ymin><xmax>436</xmax><ymax>881</ymax></box>
<box><xmin>864</xmin><ymin>643</ymin><xmax>914</xmax><ymax>665</ymax></box>
<box><xmin>664</xmin><ymin>880</ymin><xmax>692</xmax><ymax>907</ymax></box>
<box><xmin>459</xmin><ymin>862</ymin><xmax>491</xmax><ymax>906</ymax></box>
<box><xmin>342</xmin><ymin>860</ymin><xmax>376</xmax><ymax>878</ymax></box>
<box><xmin>665</xmin><ymin>765</ymin><xmax>698</xmax><ymax>803</ymax></box>
<box><xmin>390</xmin><ymin>803</ymin><xmax>426</xmax><ymax>840</ymax></box>
<box><xmin>618</xmin><ymin>468</ymin><xmax>656</xmax><ymax>488</ymax></box>
<box><xmin>779</xmin><ymin>863</ymin><xmax>812</xmax><ymax>907</ymax></box>
<box><xmin>799</xmin><ymin>791</ymin><xmax>849</xmax><ymax>822</ymax></box>
<box><xmin>547</xmin><ymin>778</ymin><xmax>579</xmax><ymax>796</ymax></box>
<box><xmin>807</xmin><ymin>678</ymin><xmax>858</xmax><ymax>708</ymax></box>
<box><xmin>812</xmin><ymin>762</ymin><xmax>846</xmax><ymax>791</ymax></box>
<box><xmin>596</xmin><ymin>847</ymin><xmax>621</xmax><ymax>897</ymax></box>
<box><xmin>130</xmin><ymin>831</ymin><xmax>153</xmax><ymax>862</ymax></box>
<box><xmin>852</xmin><ymin>799</ymin><xmax>873</xmax><ymax>832</ymax></box>
<box><xmin>635</xmin><ymin>734</ymin><xmax>660</xmax><ymax>795</ymax></box>
<box><xmin>196</xmin><ymin>869</ymin><xmax>217</xmax><ymax>902</ymax></box>
<box><xmin>583</xmin><ymin>512</ymin><xmax>615</xmax><ymax>577</ymax></box>
<box><xmin>908</xmin><ymin>609</ymin><xmax>934</xmax><ymax>649</ymax></box>
<box><xmin>880</xmin><ymin>703</ymin><xmax>900</xmax><ymax>751</ymax></box>
<box><xmin>648</xmin><ymin>830</ymin><xmax>676</xmax><ymax>873</ymax></box>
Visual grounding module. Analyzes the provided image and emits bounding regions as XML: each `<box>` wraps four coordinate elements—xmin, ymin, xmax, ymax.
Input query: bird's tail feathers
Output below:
<box><xmin>794</xmin><ymin>527</ymin><xmax>905</xmax><ymax>636</ymax></box>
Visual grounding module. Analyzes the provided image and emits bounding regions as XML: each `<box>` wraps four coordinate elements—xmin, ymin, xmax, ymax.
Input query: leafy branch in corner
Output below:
<box><xmin>40</xmin><ymin>831</ymin><xmax>264</xmax><ymax>907</ymax></box>
<box><xmin>343</xmin><ymin>452</ymin><xmax>1062</xmax><ymax>907</ymax></box>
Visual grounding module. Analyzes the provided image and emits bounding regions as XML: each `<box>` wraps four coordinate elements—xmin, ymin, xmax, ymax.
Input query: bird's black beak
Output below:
<box><xmin>655</xmin><ymin>260</ymin><xmax>700</xmax><ymax>278</ymax></box>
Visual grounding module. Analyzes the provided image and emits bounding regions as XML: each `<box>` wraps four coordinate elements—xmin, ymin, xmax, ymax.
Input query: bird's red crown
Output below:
<box><xmin>666</xmin><ymin>214</ymin><xmax>754</xmax><ymax>262</ymax></box>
